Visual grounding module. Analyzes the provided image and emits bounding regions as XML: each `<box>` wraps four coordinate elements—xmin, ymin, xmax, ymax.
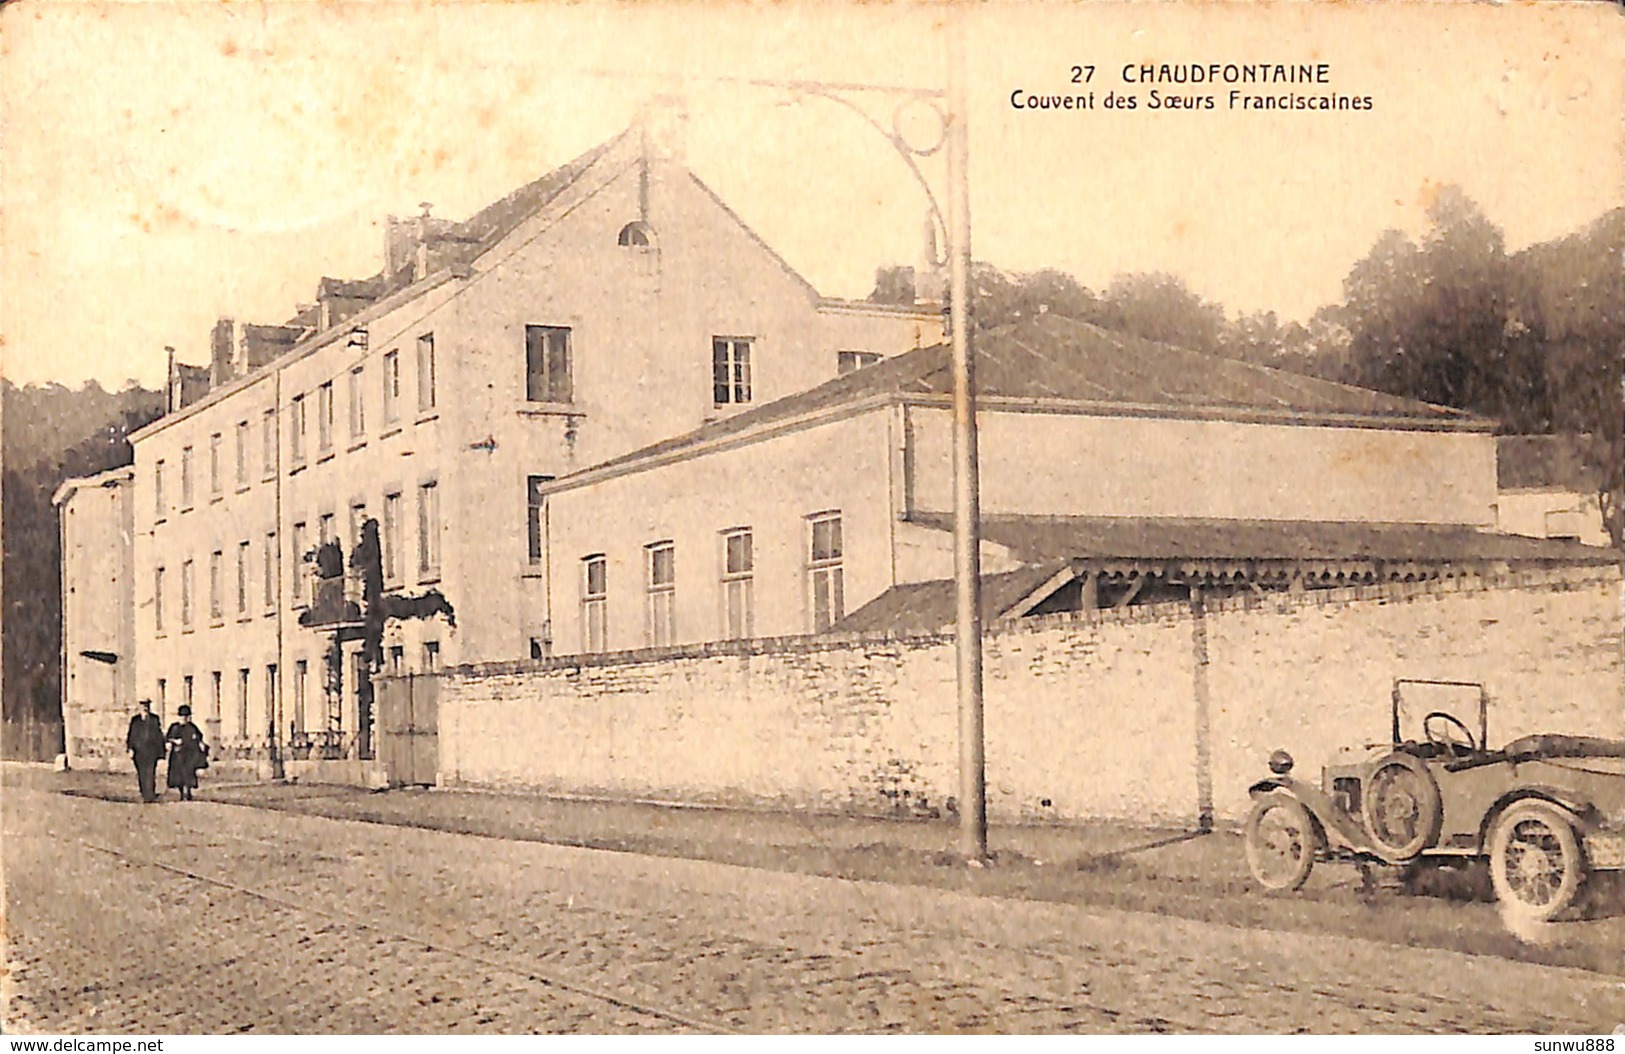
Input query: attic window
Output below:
<box><xmin>617</xmin><ymin>221</ymin><xmax>655</xmax><ymax>249</ymax></box>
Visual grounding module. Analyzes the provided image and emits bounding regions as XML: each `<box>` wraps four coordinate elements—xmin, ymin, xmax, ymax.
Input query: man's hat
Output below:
<box><xmin>177</xmin><ymin>705</ymin><xmax>192</xmax><ymax>717</ymax></box>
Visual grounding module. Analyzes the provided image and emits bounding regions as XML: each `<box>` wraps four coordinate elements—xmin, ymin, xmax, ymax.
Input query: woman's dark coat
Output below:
<box><xmin>165</xmin><ymin>720</ymin><xmax>207</xmax><ymax>790</ymax></box>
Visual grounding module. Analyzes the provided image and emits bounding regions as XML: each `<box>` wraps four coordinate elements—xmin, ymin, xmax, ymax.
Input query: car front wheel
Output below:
<box><xmin>1488</xmin><ymin>801</ymin><xmax>1586</xmax><ymax>922</ymax></box>
<box><xmin>1245</xmin><ymin>793</ymin><xmax>1320</xmax><ymax>892</ymax></box>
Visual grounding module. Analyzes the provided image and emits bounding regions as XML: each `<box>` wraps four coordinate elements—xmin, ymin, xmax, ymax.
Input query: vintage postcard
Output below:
<box><xmin>3</xmin><ymin>0</ymin><xmax>1622</xmax><ymax>1036</ymax></box>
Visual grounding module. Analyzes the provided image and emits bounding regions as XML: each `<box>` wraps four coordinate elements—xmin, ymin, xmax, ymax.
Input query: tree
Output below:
<box><xmin>1097</xmin><ymin>272</ymin><xmax>1227</xmax><ymax>357</ymax></box>
<box><xmin>1338</xmin><ymin>187</ymin><xmax>1550</xmax><ymax>433</ymax></box>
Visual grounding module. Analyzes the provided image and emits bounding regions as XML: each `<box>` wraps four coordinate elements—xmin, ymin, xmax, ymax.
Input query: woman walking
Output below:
<box><xmin>165</xmin><ymin>705</ymin><xmax>208</xmax><ymax>801</ymax></box>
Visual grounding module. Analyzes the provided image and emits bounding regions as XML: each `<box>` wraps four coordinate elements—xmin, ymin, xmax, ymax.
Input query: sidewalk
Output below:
<box><xmin>15</xmin><ymin>763</ymin><xmax>1625</xmax><ymax>975</ymax></box>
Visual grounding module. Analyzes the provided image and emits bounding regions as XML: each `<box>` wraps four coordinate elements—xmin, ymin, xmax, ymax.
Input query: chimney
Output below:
<box><xmin>165</xmin><ymin>346</ymin><xmax>178</xmax><ymax>413</ymax></box>
<box><xmin>640</xmin><ymin>95</ymin><xmax>689</xmax><ymax>164</ymax></box>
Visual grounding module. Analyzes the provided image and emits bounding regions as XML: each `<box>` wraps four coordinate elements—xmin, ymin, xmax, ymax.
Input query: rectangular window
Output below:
<box><xmin>388</xmin><ymin>646</ymin><xmax>404</xmax><ymax>675</ymax></box>
<box><xmin>722</xmin><ymin>529</ymin><xmax>754</xmax><ymax>640</ymax></box>
<box><xmin>263</xmin><ymin>531</ymin><xmax>277</xmax><ymax>610</ymax></box>
<box><xmin>350</xmin><ymin>501</ymin><xmax>368</xmax><ymax>549</ymax></box>
<box><xmin>237</xmin><ymin>668</ymin><xmax>250</xmax><ymax>740</ymax></box>
<box><xmin>235</xmin><ymin>420</ymin><xmax>249</xmax><ymax>487</ymax></box>
<box><xmin>154</xmin><ymin>460</ymin><xmax>166</xmax><ymax>520</ymax></box>
<box><xmin>713</xmin><ymin>337</ymin><xmax>752</xmax><ymax>405</ymax></box>
<box><xmin>422</xmin><ymin>641</ymin><xmax>440</xmax><ymax>671</ymax></box>
<box><xmin>582</xmin><ymin>555</ymin><xmax>607</xmax><ymax>653</ymax></box>
<box><xmin>319</xmin><ymin>513</ymin><xmax>336</xmax><ymax>546</ymax></box>
<box><xmin>293</xmin><ymin>660</ymin><xmax>308</xmax><ymax>735</ymax></box>
<box><xmin>208</xmin><ymin>433</ymin><xmax>222</xmax><ymax>497</ymax></box>
<box><xmin>383</xmin><ymin>350</ymin><xmax>400</xmax><ymax>423</ymax></box>
<box><xmin>318</xmin><ymin>382</ymin><xmax>334</xmax><ymax>452</ymax></box>
<box><xmin>809</xmin><ymin>513</ymin><xmax>844</xmax><ymax>633</ymax></box>
<box><xmin>157</xmin><ymin>678</ymin><xmax>167</xmax><ymax>717</ymax></box>
<box><xmin>646</xmin><ymin>542</ymin><xmax>676</xmax><ymax>647</ymax></box>
<box><xmin>348</xmin><ymin>366</ymin><xmax>366</xmax><ymax>438</ymax></box>
<box><xmin>262</xmin><ymin>409</ymin><xmax>277</xmax><ymax>479</ymax></box>
<box><xmin>181</xmin><ymin>560</ymin><xmax>194</xmax><ymax>628</ymax></box>
<box><xmin>525</xmin><ymin>325</ymin><xmax>573</xmax><ymax>403</ymax></box>
<box><xmin>837</xmin><ymin>350</ymin><xmax>882</xmax><ymax>375</ymax></box>
<box><xmin>526</xmin><ymin>476</ymin><xmax>554</xmax><ymax>564</ymax></box>
<box><xmin>184</xmin><ymin>675</ymin><xmax>194</xmax><ymax>715</ymax></box>
<box><xmin>209</xmin><ymin>550</ymin><xmax>223</xmax><ymax>621</ymax></box>
<box><xmin>210</xmin><ymin>671</ymin><xmax>223</xmax><ymax>727</ymax></box>
<box><xmin>154</xmin><ymin>566</ymin><xmax>166</xmax><ymax>633</ymax></box>
<box><xmin>290</xmin><ymin>395</ymin><xmax>306</xmax><ymax>462</ymax></box>
<box><xmin>292</xmin><ymin>521</ymin><xmax>308</xmax><ymax>604</ymax></box>
<box><xmin>180</xmin><ymin>446</ymin><xmax>195</xmax><ymax>508</ymax></box>
<box><xmin>417</xmin><ymin>333</ymin><xmax>436</xmax><ymax>411</ymax></box>
<box><xmin>236</xmin><ymin>540</ymin><xmax>250</xmax><ymax>616</ymax></box>
<box><xmin>417</xmin><ymin>481</ymin><xmax>440</xmax><ymax>576</ymax></box>
<box><xmin>383</xmin><ymin>492</ymin><xmax>402</xmax><ymax>585</ymax></box>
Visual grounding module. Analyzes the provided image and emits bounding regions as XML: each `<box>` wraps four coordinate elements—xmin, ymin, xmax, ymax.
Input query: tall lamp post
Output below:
<box><xmin>740</xmin><ymin>20</ymin><xmax>986</xmax><ymax>861</ymax></box>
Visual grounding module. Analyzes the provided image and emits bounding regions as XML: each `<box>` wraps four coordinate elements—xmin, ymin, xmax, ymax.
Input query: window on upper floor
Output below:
<box><xmin>291</xmin><ymin>521</ymin><xmax>308</xmax><ymax>604</ymax></box>
<box><xmin>617</xmin><ymin>221</ymin><xmax>655</xmax><ymax>248</ymax></box>
<box><xmin>181</xmin><ymin>559</ymin><xmax>195</xmax><ymax>629</ymax></box>
<box><xmin>236</xmin><ymin>540</ymin><xmax>250</xmax><ymax>616</ymax></box>
<box><xmin>525</xmin><ymin>325</ymin><xmax>573</xmax><ymax>403</ymax></box>
<box><xmin>235</xmin><ymin>420</ymin><xmax>249</xmax><ymax>488</ymax></box>
<box><xmin>349</xmin><ymin>366</ymin><xmax>366</xmax><ymax>439</ymax></box>
<box><xmin>319</xmin><ymin>513</ymin><xmax>336</xmax><ymax>547</ymax></box>
<box><xmin>154</xmin><ymin>565</ymin><xmax>166</xmax><ymax>633</ymax></box>
<box><xmin>422</xmin><ymin>640</ymin><xmax>441</xmax><ymax>671</ymax></box>
<box><xmin>527</xmin><ymin>476</ymin><xmax>554</xmax><ymax>565</ymax></box>
<box><xmin>837</xmin><ymin>350</ymin><xmax>882</xmax><ymax>375</ymax></box>
<box><xmin>383</xmin><ymin>492</ymin><xmax>402</xmax><ymax>586</ymax></box>
<box><xmin>290</xmin><ymin>396</ymin><xmax>307</xmax><ymax>463</ymax></box>
<box><xmin>154</xmin><ymin>461</ymin><xmax>166</xmax><ymax>521</ymax></box>
<box><xmin>721</xmin><ymin>528</ymin><xmax>754</xmax><ymax>640</ymax></box>
<box><xmin>263</xmin><ymin>531</ymin><xmax>277</xmax><ymax>612</ymax></box>
<box><xmin>383</xmin><ymin>350</ymin><xmax>400</xmax><ymax>424</ymax></box>
<box><xmin>713</xmin><ymin>337</ymin><xmax>752</xmax><ymax>406</ymax></box>
<box><xmin>262</xmin><ymin>409</ymin><xmax>277</xmax><ymax>479</ymax></box>
<box><xmin>180</xmin><ymin>446</ymin><xmax>195</xmax><ymax>509</ymax></box>
<box><xmin>808</xmin><ymin>512</ymin><xmax>844</xmax><ymax>633</ymax></box>
<box><xmin>646</xmin><ymin>541</ymin><xmax>675</xmax><ymax>648</ymax></box>
<box><xmin>350</xmin><ymin>501</ymin><xmax>368</xmax><ymax>549</ymax></box>
<box><xmin>317</xmin><ymin>382</ymin><xmax>334</xmax><ymax>452</ymax></box>
<box><xmin>209</xmin><ymin>550</ymin><xmax>224</xmax><ymax>622</ymax></box>
<box><xmin>417</xmin><ymin>481</ymin><xmax>440</xmax><ymax>577</ymax></box>
<box><xmin>209</xmin><ymin>433</ymin><xmax>222</xmax><ymax>498</ymax></box>
<box><xmin>582</xmin><ymin>554</ymin><xmax>607</xmax><ymax>654</ymax></box>
<box><xmin>417</xmin><ymin>333</ymin><xmax>437</xmax><ymax>412</ymax></box>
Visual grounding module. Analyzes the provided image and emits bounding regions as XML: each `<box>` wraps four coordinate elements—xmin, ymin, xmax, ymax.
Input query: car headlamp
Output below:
<box><xmin>1268</xmin><ymin>749</ymin><xmax>1295</xmax><ymax>775</ymax></box>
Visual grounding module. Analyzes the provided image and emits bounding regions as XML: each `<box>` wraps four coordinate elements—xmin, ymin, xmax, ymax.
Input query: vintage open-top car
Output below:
<box><xmin>1245</xmin><ymin>678</ymin><xmax>1625</xmax><ymax>921</ymax></box>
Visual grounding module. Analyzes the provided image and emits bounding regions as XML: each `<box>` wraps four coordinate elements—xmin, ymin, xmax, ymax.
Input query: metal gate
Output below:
<box><xmin>378</xmin><ymin>673</ymin><xmax>439</xmax><ymax>787</ymax></box>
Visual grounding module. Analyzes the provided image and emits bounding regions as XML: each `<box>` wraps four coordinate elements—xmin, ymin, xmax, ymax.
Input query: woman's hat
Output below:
<box><xmin>177</xmin><ymin>705</ymin><xmax>192</xmax><ymax>716</ymax></box>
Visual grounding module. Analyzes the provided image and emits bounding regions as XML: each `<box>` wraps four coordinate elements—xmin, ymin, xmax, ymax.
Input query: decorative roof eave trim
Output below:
<box><xmin>52</xmin><ymin>464</ymin><xmax>136</xmax><ymax>507</ymax></box>
<box><xmin>539</xmin><ymin>394</ymin><xmax>899</xmax><ymax>498</ymax></box>
<box><xmin>897</xmin><ymin>393</ymin><xmax>1497</xmax><ymax>433</ymax></box>
<box><xmin>130</xmin><ymin>269</ymin><xmax>463</xmax><ymax>444</ymax></box>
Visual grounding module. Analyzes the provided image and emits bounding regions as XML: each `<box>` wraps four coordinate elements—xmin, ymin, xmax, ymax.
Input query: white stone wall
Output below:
<box><xmin>439</xmin><ymin>566</ymin><xmax>1623</xmax><ymax>825</ymax></box>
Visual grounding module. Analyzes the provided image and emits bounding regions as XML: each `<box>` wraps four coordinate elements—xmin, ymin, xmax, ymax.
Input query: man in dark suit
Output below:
<box><xmin>126</xmin><ymin>699</ymin><xmax>165</xmax><ymax>803</ymax></box>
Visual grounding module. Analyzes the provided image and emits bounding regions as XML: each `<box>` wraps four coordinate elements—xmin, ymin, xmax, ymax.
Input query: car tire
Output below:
<box><xmin>1362</xmin><ymin>753</ymin><xmax>1442</xmax><ymax>863</ymax></box>
<box><xmin>1488</xmin><ymin>800</ymin><xmax>1586</xmax><ymax>923</ymax></box>
<box><xmin>1245</xmin><ymin>793</ymin><xmax>1319</xmax><ymax>892</ymax></box>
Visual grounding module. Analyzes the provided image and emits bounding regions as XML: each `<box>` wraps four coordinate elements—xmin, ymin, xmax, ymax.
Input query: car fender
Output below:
<box><xmin>1249</xmin><ymin>777</ymin><xmax>1366</xmax><ymax>852</ymax></box>
<box><xmin>1477</xmin><ymin>788</ymin><xmax>1596</xmax><ymax>851</ymax></box>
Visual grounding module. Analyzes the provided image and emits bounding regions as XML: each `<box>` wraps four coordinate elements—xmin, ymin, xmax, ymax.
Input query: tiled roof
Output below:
<box><xmin>906</xmin><ymin>512</ymin><xmax>1618</xmax><ymax>564</ymax></box>
<box><xmin>830</xmin><ymin>561</ymin><xmax>1070</xmax><ymax>635</ymax></box>
<box><xmin>452</xmin><ymin>133</ymin><xmax>626</xmax><ymax>254</ymax></box>
<box><xmin>571</xmin><ymin>315</ymin><xmax>1484</xmax><ymax>480</ymax></box>
<box><xmin>1497</xmin><ymin>434</ymin><xmax>1603</xmax><ymax>491</ymax></box>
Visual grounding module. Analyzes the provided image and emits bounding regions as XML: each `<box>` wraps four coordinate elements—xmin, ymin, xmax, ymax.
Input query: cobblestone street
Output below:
<box><xmin>5</xmin><ymin>779</ymin><xmax>1623</xmax><ymax>1034</ymax></box>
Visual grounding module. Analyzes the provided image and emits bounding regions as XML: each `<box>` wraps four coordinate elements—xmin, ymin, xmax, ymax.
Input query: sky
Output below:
<box><xmin>3</xmin><ymin>1</ymin><xmax>1621</xmax><ymax>389</ymax></box>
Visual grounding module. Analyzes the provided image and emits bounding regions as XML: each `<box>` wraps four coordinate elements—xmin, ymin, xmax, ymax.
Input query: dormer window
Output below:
<box><xmin>617</xmin><ymin>221</ymin><xmax>655</xmax><ymax>249</ymax></box>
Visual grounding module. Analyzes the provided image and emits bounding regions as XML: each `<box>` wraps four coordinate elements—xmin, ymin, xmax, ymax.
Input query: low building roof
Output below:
<box><xmin>51</xmin><ymin>464</ymin><xmax>135</xmax><ymax>507</ymax></box>
<box><xmin>831</xmin><ymin>561</ymin><xmax>1071</xmax><ymax>636</ymax></box>
<box><xmin>907</xmin><ymin>512</ymin><xmax>1618</xmax><ymax>565</ymax></box>
<box><xmin>567</xmin><ymin>315</ymin><xmax>1487</xmax><ymax>485</ymax></box>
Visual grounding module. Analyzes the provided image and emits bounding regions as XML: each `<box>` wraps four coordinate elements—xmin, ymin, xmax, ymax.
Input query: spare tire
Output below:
<box><xmin>1362</xmin><ymin>752</ymin><xmax>1442</xmax><ymax>862</ymax></box>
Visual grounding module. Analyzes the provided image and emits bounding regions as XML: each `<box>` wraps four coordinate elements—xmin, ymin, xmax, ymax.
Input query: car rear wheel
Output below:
<box><xmin>1245</xmin><ymin>794</ymin><xmax>1319</xmax><ymax>892</ymax></box>
<box><xmin>1488</xmin><ymin>801</ymin><xmax>1586</xmax><ymax>922</ymax></box>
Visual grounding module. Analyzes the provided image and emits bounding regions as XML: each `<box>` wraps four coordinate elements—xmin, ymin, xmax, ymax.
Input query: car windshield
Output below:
<box><xmin>1394</xmin><ymin>680</ymin><xmax>1483</xmax><ymax>746</ymax></box>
